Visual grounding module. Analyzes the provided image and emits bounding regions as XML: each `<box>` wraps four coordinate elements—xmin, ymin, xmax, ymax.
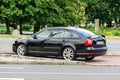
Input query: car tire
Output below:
<box><xmin>85</xmin><ymin>57</ymin><xmax>95</xmax><ymax>61</ymax></box>
<box><xmin>17</xmin><ymin>44</ymin><xmax>27</xmax><ymax>56</ymax></box>
<box><xmin>62</xmin><ymin>47</ymin><xmax>76</xmax><ymax>61</ymax></box>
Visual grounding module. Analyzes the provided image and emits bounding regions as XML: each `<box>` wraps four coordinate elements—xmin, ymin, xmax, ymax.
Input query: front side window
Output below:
<box><xmin>51</xmin><ymin>30</ymin><xmax>64</xmax><ymax>38</ymax></box>
<box><xmin>36</xmin><ymin>30</ymin><xmax>51</xmax><ymax>38</ymax></box>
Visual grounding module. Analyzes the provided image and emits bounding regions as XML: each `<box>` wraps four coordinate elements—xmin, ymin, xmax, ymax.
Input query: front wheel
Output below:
<box><xmin>62</xmin><ymin>47</ymin><xmax>76</xmax><ymax>61</ymax></box>
<box><xmin>16</xmin><ymin>44</ymin><xmax>27</xmax><ymax>56</ymax></box>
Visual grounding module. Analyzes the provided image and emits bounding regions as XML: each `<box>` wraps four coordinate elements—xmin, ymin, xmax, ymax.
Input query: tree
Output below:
<box><xmin>0</xmin><ymin>0</ymin><xmax>12</xmax><ymax>34</ymax></box>
<box><xmin>0</xmin><ymin>0</ymin><xmax>87</xmax><ymax>34</ymax></box>
<box><xmin>85</xmin><ymin>0</ymin><xmax>109</xmax><ymax>25</ymax></box>
<box><xmin>15</xmin><ymin>0</ymin><xmax>35</xmax><ymax>34</ymax></box>
<box><xmin>105</xmin><ymin>0</ymin><xmax>120</xmax><ymax>27</ymax></box>
<box><xmin>85</xmin><ymin>0</ymin><xmax>120</xmax><ymax>27</ymax></box>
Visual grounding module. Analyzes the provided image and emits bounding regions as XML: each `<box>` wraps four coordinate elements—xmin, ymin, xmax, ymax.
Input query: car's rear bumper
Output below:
<box><xmin>76</xmin><ymin>46</ymin><xmax>107</xmax><ymax>57</ymax></box>
<box><xmin>76</xmin><ymin>51</ymin><xmax>107</xmax><ymax>57</ymax></box>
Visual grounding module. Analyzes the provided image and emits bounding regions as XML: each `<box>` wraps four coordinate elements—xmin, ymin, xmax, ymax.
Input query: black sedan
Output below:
<box><xmin>13</xmin><ymin>27</ymin><xmax>107</xmax><ymax>61</ymax></box>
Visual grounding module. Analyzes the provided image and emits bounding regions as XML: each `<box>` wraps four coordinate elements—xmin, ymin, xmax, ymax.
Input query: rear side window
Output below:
<box><xmin>75</xmin><ymin>28</ymin><xmax>95</xmax><ymax>37</ymax></box>
<box><xmin>64</xmin><ymin>31</ymin><xmax>72</xmax><ymax>38</ymax></box>
<box><xmin>51</xmin><ymin>29</ymin><xmax>79</xmax><ymax>38</ymax></box>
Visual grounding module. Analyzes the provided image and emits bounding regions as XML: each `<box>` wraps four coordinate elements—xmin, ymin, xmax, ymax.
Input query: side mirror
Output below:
<box><xmin>32</xmin><ymin>35</ymin><xmax>37</xmax><ymax>39</ymax></box>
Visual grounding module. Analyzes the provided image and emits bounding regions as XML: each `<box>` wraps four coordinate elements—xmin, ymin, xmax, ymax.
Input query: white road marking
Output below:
<box><xmin>0</xmin><ymin>67</ymin><xmax>23</xmax><ymax>69</ymax></box>
<box><xmin>0</xmin><ymin>78</ymin><xmax>24</xmax><ymax>80</ymax></box>
<box><xmin>0</xmin><ymin>72</ymin><xmax>120</xmax><ymax>75</ymax></box>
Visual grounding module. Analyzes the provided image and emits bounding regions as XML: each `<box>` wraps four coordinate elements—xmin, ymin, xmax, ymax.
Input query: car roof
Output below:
<box><xmin>44</xmin><ymin>27</ymin><xmax>95</xmax><ymax>37</ymax></box>
<box><xmin>44</xmin><ymin>27</ymin><xmax>81</xmax><ymax>30</ymax></box>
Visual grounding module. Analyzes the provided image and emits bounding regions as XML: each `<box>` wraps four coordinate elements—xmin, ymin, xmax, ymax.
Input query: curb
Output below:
<box><xmin>0</xmin><ymin>53</ymin><xmax>85</xmax><ymax>65</ymax></box>
<box><xmin>0</xmin><ymin>50</ymin><xmax>120</xmax><ymax>65</ymax></box>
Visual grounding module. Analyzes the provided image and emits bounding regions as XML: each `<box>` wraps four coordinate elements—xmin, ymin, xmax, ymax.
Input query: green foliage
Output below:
<box><xmin>106</xmin><ymin>29</ymin><xmax>120</xmax><ymax>36</ymax></box>
<box><xmin>0</xmin><ymin>0</ymin><xmax>86</xmax><ymax>33</ymax></box>
<box><xmin>86</xmin><ymin>0</ymin><xmax>120</xmax><ymax>27</ymax></box>
<box><xmin>0</xmin><ymin>0</ymin><xmax>119</xmax><ymax>34</ymax></box>
<box><xmin>22</xmin><ymin>24</ymin><xmax>32</xmax><ymax>31</ymax></box>
<box><xmin>0</xmin><ymin>24</ymin><xmax>13</xmax><ymax>33</ymax></box>
<box><xmin>86</xmin><ymin>26</ymin><xmax>120</xmax><ymax>36</ymax></box>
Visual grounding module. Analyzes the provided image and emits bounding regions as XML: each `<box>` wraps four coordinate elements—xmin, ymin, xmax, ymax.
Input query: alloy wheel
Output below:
<box><xmin>17</xmin><ymin>44</ymin><xmax>26</xmax><ymax>56</ymax></box>
<box><xmin>62</xmin><ymin>47</ymin><xmax>75</xmax><ymax>61</ymax></box>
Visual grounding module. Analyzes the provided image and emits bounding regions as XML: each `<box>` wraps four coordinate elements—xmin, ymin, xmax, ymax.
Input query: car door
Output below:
<box><xmin>42</xmin><ymin>29</ymin><xmax>64</xmax><ymax>55</ymax></box>
<box><xmin>27</xmin><ymin>29</ymin><xmax>51</xmax><ymax>53</ymax></box>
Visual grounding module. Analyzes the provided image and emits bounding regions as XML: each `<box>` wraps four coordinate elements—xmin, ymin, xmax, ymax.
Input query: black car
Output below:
<box><xmin>13</xmin><ymin>27</ymin><xmax>107</xmax><ymax>61</ymax></box>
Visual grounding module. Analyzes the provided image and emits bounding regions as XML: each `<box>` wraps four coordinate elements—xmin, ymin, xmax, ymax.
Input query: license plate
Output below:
<box><xmin>97</xmin><ymin>41</ymin><xmax>104</xmax><ymax>45</ymax></box>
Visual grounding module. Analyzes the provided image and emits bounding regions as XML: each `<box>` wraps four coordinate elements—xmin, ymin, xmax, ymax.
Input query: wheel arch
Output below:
<box><xmin>61</xmin><ymin>43</ymin><xmax>76</xmax><ymax>54</ymax></box>
<box><xmin>17</xmin><ymin>42</ymin><xmax>26</xmax><ymax>48</ymax></box>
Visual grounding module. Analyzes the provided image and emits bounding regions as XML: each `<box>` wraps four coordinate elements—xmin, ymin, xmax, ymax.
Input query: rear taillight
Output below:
<box><xmin>85</xmin><ymin>38</ymin><xmax>93</xmax><ymax>46</ymax></box>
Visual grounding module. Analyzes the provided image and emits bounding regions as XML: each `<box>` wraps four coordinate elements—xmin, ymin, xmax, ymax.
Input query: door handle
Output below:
<box><xmin>63</xmin><ymin>39</ymin><xmax>66</xmax><ymax>42</ymax></box>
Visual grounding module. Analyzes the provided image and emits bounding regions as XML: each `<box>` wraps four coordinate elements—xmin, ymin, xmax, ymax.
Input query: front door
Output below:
<box><xmin>27</xmin><ymin>29</ymin><xmax>51</xmax><ymax>54</ymax></box>
<box><xmin>42</xmin><ymin>29</ymin><xmax>65</xmax><ymax>54</ymax></box>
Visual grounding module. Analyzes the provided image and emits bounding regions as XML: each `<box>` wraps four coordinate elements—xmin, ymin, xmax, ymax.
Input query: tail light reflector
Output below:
<box><xmin>86</xmin><ymin>52</ymin><xmax>95</xmax><ymax>54</ymax></box>
<box><xmin>85</xmin><ymin>38</ymin><xmax>93</xmax><ymax>46</ymax></box>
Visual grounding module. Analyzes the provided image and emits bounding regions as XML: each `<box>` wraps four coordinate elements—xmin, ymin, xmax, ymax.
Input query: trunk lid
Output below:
<box><xmin>91</xmin><ymin>35</ymin><xmax>106</xmax><ymax>47</ymax></box>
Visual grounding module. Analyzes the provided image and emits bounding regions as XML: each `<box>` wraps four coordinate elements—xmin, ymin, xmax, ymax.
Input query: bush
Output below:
<box><xmin>86</xmin><ymin>26</ymin><xmax>120</xmax><ymax>36</ymax></box>
<box><xmin>0</xmin><ymin>24</ymin><xmax>14</xmax><ymax>34</ymax></box>
<box><xmin>23</xmin><ymin>24</ymin><xmax>32</xmax><ymax>31</ymax></box>
<box><xmin>106</xmin><ymin>31</ymin><xmax>114</xmax><ymax>36</ymax></box>
<box><xmin>113</xmin><ymin>30</ymin><xmax>120</xmax><ymax>36</ymax></box>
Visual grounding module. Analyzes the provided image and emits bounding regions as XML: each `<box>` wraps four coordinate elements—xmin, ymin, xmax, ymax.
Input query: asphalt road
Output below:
<box><xmin>0</xmin><ymin>65</ymin><xmax>120</xmax><ymax>80</ymax></box>
<box><xmin>0</xmin><ymin>38</ymin><xmax>16</xmax><ymax>52</ymax></box>
<box><xmin>0</xmin><ymin>38</ymin><xmax>120</xmax><ymax>51</ymax></box>
<box><xmin>107</xmin><ymin>41</ymin><xmax>120</xmax><ymax>50</ymax></box>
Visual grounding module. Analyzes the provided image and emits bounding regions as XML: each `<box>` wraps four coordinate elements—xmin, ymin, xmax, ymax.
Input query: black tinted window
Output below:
<box><xmin>75</xmin><ymin>28</ymin><xmax>95</xmax><ymax>37</ymax></box>
<box><xmin>36</xmin><ymin>30</ymin><xmax>51</xmax><ymax>38</ymax></box>
<box><xmin>64</xmin><ymin>31</ymin><xmax>72</xmax><ymax>38</ymax></box>
<box><xmin>51</xmin><ymin>30</ymin><xmax>64</xmax><ymax>38</ymax></box>
<box><xmin>51</xmin><ymin>29</ymin><xmax>80</xmax><ymax>38</ymax></box>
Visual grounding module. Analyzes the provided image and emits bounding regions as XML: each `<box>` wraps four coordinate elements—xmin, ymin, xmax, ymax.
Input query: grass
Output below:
<box><xmin>0</xmin><ymin>34</ymin><xmax>30</xmax><ymax>38</ymax></box>
<box><xmin>86</xmin><ymin>27</ymin><xmax>120</xmax><ymax>36</ymax></box>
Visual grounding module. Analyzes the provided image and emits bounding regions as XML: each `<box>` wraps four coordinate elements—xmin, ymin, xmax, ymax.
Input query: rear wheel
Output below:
<box><xmin>62</xmin><ymin>47</ymin><xmax>76</xmax><ymax>61</ymax></box>
<box><xmin>17</xmin><ymin>44</ymin><xmax>27</xmax><ymax>56</ymax></box>
<box><xmin>85</xmin><ymin>57</ymin><xmax>95</xmax><ymax>61</ymax></box>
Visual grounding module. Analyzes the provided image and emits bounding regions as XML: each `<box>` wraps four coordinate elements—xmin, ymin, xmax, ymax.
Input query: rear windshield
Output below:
<box><xmin>74</xmin><ymin>28</ymin><xmax>95</xmax><ymax>37</ymax></box>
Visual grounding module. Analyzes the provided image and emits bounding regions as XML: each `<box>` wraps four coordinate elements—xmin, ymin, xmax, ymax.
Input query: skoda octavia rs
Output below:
<box><xmin>13</xmin><ymin>27</ymin><xmax>107</xmax><ymax>61</ymax></box>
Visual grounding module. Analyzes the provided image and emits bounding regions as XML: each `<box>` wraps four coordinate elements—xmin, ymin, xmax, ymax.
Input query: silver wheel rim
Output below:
<box><xmin>17</xmin><ymin>44</ymin><xmax>25</xmax><ymax>56</ymax></box>
<box><xmin>63</xmin><ymin>47</ymin><xmax>74</xmax><ymax>61</ymax></box>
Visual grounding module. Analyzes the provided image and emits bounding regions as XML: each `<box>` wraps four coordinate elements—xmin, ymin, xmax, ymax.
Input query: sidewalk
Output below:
<box><xmin>107</xmin><ymin>50</ymin><xmax>120</xmax><ymax>55</ymax></box>
<box><xmin>0</xmin><ymin>50</ymin><xmax>120</xmax><ymax>65</ymax></box>
<box><xmin>0</xmin><ymin>53</ymin><xmax>85</xmax><ymax>65</ymax></box>
<box><xmin>86</xmin><ymin>56</ymin><xmax>120</xmax><ymax>66</ymax></box>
